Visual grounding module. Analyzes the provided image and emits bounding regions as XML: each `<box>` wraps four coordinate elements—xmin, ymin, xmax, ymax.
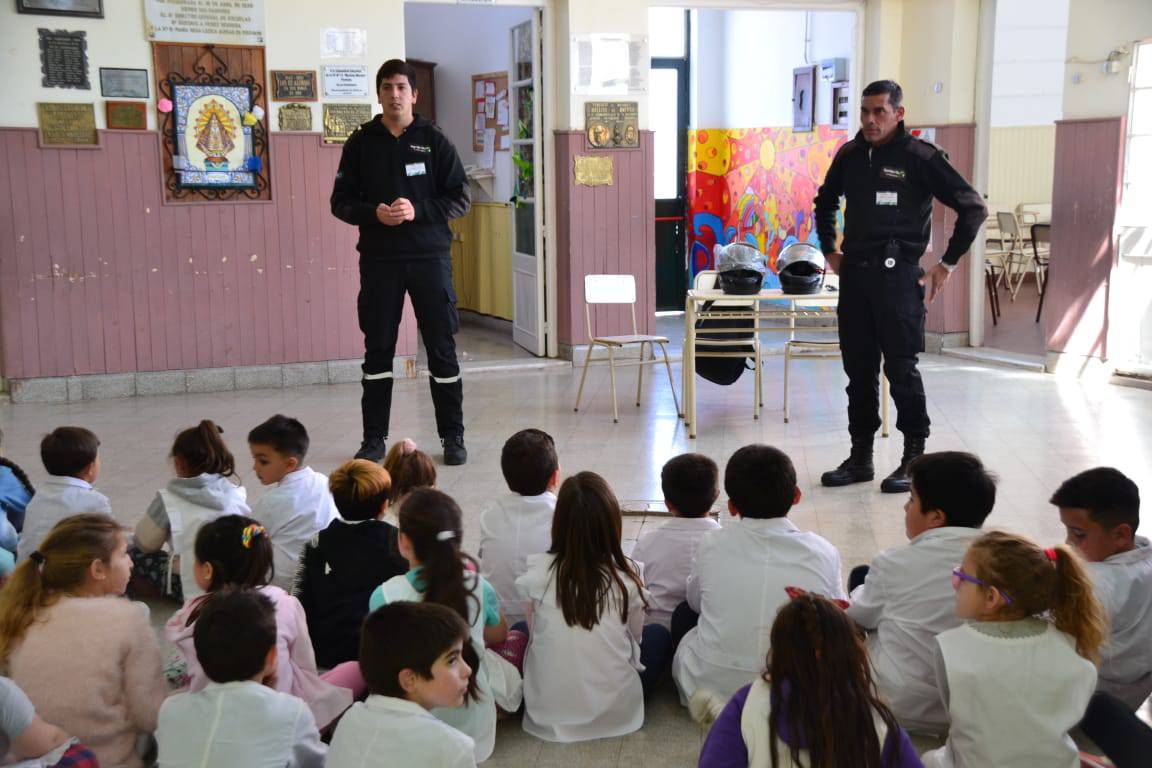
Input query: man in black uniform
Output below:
<box><xmin>814</xmin><ymin>80</ymin><xmax>986</xmax><ymax>493</ymax></box>
<box><xmin>331</xmin><ymin>59</ymin><xmax>471</xmax><ymax>465</ymax></box>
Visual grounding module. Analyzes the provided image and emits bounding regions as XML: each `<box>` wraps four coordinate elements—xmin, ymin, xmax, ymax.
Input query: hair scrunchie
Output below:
<box><xmin>1044</xmin><ymin>547</ymin><xmax>1058</xmax><ymax>563</ymax></box>
<box><xmin>241</xmin><ymin>524</ymin><xmax>266</xmax><ymax>549</ymax></box>
<box><xmin>401</xmin><ymin>438</ymin><xmax>418</xmax><ymax>455</ymax></box>
<box><xmin>29</xmin><ymin>550</ymin><xmax>46</xmax><ymax>565</ymax></box>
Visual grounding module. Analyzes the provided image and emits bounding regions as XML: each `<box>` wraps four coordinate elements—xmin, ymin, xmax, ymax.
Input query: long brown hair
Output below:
<box><xmin>967</xmin><ymin>531</ymin><xmax>1106</xmax><ymax>662</ymax></box>
<box><xmin>766</xmin><ymin>595</ymin><xmax>900</xmax><ymax>768</ymax></box>
<box><xmin>0</xmin><ymin>514</ymin><xmax>124</xmax><ymax>668</ymax></box>
<box><xmin>549</xmin><ymin>472</ymin><xmax>647</xmax><ymax>630</ymax></box>
<box><xmin>172</xmin><ymin>419</ymin><xmax>236</xmax><ymax>478</ymax></box>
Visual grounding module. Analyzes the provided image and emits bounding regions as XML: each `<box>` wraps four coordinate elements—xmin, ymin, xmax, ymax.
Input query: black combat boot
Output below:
<box><xmin>821</xmin><ymin>438</ymin><xmax>875</xmax><ymax>487</ymax></box>
<box><xmin>442</xmin><ymin>434</ymin><xmax>468</xmax><ymax>466</ymax></box>
<box><xmin>880</xmin><ymin>436</ymin><xmax>926</xmax><ymax>494</ymax></box>
<box><xmin>354</xmin><ymin>436</ymin><xmax>387</xmax><ymax>463</ymax></box>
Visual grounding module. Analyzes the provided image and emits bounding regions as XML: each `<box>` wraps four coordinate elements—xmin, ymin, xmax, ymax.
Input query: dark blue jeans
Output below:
<box><xmin>639</xmin><ymin>623</ymin><xmax>673</xmax><ymax>696</ymax></box>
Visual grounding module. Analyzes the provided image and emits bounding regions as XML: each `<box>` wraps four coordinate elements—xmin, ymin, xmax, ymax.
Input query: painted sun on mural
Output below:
<box><xmin>688</xmin><ymin>125</ymin><xmax>847</xmax><ymax>286</ymax></box>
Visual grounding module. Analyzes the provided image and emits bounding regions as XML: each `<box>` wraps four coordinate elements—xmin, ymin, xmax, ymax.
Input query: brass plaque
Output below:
<box><xmin>323</xmin><ymin>103</ymin><xmax>372</xmax><ymax>144</ymax></box>
<box><xmin>278</xmin><ymin>103</ymin><xmax>312</xmax><ymax>132</ymax></box>
<box><xmin>105</xmin><ymin>100</ymin><xmax>146</xmax><ymax>130</ymax></box>
<box><xmin>585</xmin><ymin>101</ymin><xmax>639</xmax><ymax>149</ymax></box>
<box><xmin>37</xmin><ymin>102</ymin><xmax>97</xmax><ymax>145</ymax></box>
<box><xmin>271</xmin><ymin>70</ymin><xmax>317</xmax><ymax>101</ymax></box>
<box><xmin>574</xmin><ymin>155</ymin><xmax>613</xmax><ymax>186</ymax></box>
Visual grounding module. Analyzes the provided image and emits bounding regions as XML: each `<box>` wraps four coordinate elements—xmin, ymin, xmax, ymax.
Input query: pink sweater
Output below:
<box><xmin>7</xmin><ymin>596</ymin><xmax>168</xmax><ymax>768</ymax></box>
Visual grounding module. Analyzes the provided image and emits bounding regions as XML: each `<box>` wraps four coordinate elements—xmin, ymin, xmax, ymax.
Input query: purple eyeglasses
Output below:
<box><xmin>951</xmin><ymin>566</ymin><xmax>1014</xmax><ymax>605</ymax></box>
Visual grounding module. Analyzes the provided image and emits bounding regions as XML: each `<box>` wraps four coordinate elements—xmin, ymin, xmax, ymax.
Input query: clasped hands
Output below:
<box><xmin>376</xmin><ymin>198</ymin><xmax>415</xmax><ymax>226</ymax></box>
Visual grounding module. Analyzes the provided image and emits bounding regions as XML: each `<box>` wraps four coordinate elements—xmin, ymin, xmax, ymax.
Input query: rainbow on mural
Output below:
<box><xmin>687</xmin><ymin>125</ymin><xmax>847</xmax><ymax>286</ymax></box>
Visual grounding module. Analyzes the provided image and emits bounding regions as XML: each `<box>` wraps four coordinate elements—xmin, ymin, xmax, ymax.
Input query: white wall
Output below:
<box><xmin>404</xmin><ymin>3</ymin><xmax>533</xmax><ymax>202</ymax></box>
<box><xmin>991</xmin><ymin>0</ymin><xmax>1068</xmax><ymax>126</ymax></box>
<box><xmin>1063</xmin><ymin>0</ymin><xmax>1152</xmax><ymax>119</ymax></box>
<box><xmin>0</xmin><ymin>0</ymin><xmax>401</xmax><ymax>131</ymax></box>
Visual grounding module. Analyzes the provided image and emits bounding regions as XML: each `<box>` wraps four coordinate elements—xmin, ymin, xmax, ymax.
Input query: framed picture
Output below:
<box><xmin>171</xmin><ymin>82</ymin><xmax>257</xmax><ymax>189</ymax></box>
<box><xmin>270</xmin><ymin>70</ymin><xmax>317</xmax><ymax>102</ymax></box>
<box><xmin>105</xmin><ymin>100</ymin><xmax>146</xmax><ymax>130</ymax></box>
<box><xmin>100</xmin><ymin>67</ymin><xmax>149</xmax><ymax>99</ymax></box>
<box><xmin>17</xmin><ymin>0</ymin><xmax>103</xmax><ymax>18</ymax></box>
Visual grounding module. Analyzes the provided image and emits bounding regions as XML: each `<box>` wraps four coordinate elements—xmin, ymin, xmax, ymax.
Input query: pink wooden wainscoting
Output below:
<box><xmin>1044</xmin><ymin>117</ymin><xmax>1125</xmax><ymax>361</ymax></box>
<box><xmin>0</xmin><ymin>128</ymin><xmax>416</xmax><ymax>380</ymax></box>
<box><xmin>553</xmin><ymin>130</ymin><xmax>656</xmax><ymax>349</ymax></box>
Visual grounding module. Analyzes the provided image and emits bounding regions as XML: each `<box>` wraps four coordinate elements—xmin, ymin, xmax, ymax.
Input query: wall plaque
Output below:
<box><xmin>278</xmin><ymin>103</ymin><xmax>312</xmax><ymax>132</ymax></box>
<box><xmin>37</xmin><ymin>102</ymin><xmax>97</xmax><ymax>146</ymax></box>
<box><xmin>17</xmin><ymin>0</ymin><xmax>103</xmax><ymax>18</ymax></box>
<box><xmin>585</xmin><ymin>101</ymin><xmax>638</xmax><ymax>149</ymax></box>
<box><xmin>106</xmin><ymin>101</ymin><xmax>147</xmax><ymax>130</ymax></box>
<box><xmin>323</xmin><ymin>103</ymin><xmax>372</xmax><ymax>144</ymax></box>
<box><xmin>100</xmin><ymin>67</ymin><xmax>149</xmax><ymax>98</ymax></box>
<box><xmin>322</xmin><ymin>65</ymin><xmax>369</xmax><ymax>98</ymax></box>
<box><xmin>144</xmin><ymin>0</ymin><xmax>266</xmax><ymax>45</ymax></box>
<box><xmin>574</xmin><ymin>155</ymin><xmax>614</xmax><ymax>186</ymax></box>
<box><xmin>39</xmin><ymin>28</ymin><xmax>89</xmax><ymax>90</ymax></box>
<box><xmin>271</xmin><ymin>70</ymin><xmax>317</xmax><ymax>101</ymax></box>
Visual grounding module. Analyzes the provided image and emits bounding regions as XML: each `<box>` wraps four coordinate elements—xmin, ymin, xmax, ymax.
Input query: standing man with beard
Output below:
<box><xmin>814</xmin><ymin>80</ymin><xmax>986</xmax><ymax>493</ymax></box>
<box><xmin>331</xmin><ymin>59</ymin><xmax>471</xmax><ymax>466</ymax></box>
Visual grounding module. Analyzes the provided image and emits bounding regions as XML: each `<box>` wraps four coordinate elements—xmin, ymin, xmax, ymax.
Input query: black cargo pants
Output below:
<box><xmin>836</xmin><ymin>243</ymin><xmax>930</xmax><ymax>441</ymax></box>
<box><xmin>358</xmin><ymin>256</ymin><xmax>463</xmax><ymax>441</ymax></box>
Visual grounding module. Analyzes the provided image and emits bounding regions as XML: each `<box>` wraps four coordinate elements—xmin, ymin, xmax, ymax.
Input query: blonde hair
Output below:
<box><xmin>968</xmin><ymin>531</ymin><xmax>1106</xmax><ymax>663</ymax></box>
<box><xmin>0</xmin><ymin>514</ymin><xmax>124</xmax><ymax>668</ymax></box>
<box><xmin>329</xmin><ymin>459</ymin><xmax>391</xmax><ymax>521</ymax></box>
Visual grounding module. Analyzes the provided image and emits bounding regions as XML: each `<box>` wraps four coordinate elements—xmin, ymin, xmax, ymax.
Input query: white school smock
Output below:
<box><xmin>156</xmin><ymin>680</ymin><xmax>326</xmax><ymax>768</ymax></box>
<box><xmin>921</xmin><ymin>622</ymin><xmax>1097</xmax><ymax>768</ymax></box>
<box><xmin>478</xmin><ymin>490</ymin><xmax>555</xmax><ymax>624</ymax></box>
<box><xmin>631</xmin><ymin>516</ymin><xmax>721</xmax><ymax>629</ymax></box>
<box><xmin>164</xmin><ymin>478</ymin><xmax>249</xmax><ymax>600</ymax></box>
<box><xmin>326</xmin><ymin>695</ymin><xmax>476</xmax><ymax>768</ymax></box>
<box><xmin>672</xmin><ymin>517</ymin><xmax>844</xmax><ymax>705</ymax></box>
<box><xmin>17</xmin><ymin>476</ymin><xmax>112</xmax><ymax>562</ymax></box>
<box><xmin>845</xmin><ymin>526</ymin><xmax>981</xmax><ymax>732</ymax></box>
<box><xmin>1089</xmin><ymin>536</ymin><xmax>1152</xmax><ymax>708</ymax></box>
<box><xmin>250</xmin><ymin>467</ymin><xmax>340</xmax><ymax>592</ymax></box>
<box><xmin>515</xmin><ymin>552</ymin><xmax>648</xmax><ymax>742</ymax></box>
<box><xmin>378</xmin><ymin>572</ymin><xmax>497</xmax><ymax>763</ymax></box>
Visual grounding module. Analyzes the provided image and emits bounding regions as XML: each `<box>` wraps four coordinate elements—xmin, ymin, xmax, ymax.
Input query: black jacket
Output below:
<box><xmin>813</xmin><ymin>122</ymin><xmax>986</xmax><ymax>265</ymax></box>
<box><xmin>330</xmin><ymin>115</ymin><xmax>471</xmax><ymax>260</ymax></box>
<box><xmin>294</xmin><ymin>518</ymin><xmax>408</xmax><ymax>668</ymax></box>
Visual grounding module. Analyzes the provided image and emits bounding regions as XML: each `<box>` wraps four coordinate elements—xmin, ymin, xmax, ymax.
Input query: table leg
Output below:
<box><xmin>686</xmin><ymin>296</ymin><xmax>697</xmax><ymax>438</ymax></box>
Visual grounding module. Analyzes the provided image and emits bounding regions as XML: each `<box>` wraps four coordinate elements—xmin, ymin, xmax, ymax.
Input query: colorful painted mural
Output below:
<box><xmin>688</xmin><ymin>125</ymin><xmax>847</xmax><ymax>286</ymax></box>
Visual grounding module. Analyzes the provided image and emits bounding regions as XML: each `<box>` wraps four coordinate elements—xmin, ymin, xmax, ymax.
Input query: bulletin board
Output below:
<box><xmin>471</xmin><ymin>70</ymin><xmax>510</xmax><ymax>152</ymax></box>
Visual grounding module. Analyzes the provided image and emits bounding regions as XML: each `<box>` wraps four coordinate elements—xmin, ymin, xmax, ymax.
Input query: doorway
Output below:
<box><xmin>651</xmin><ymin>8</ymin><xmax>690</xmax><ymax>311</ymax></box>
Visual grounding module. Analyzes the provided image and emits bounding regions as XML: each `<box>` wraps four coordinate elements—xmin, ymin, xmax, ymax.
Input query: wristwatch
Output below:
<box><xmin>938</xmin><ymin>260</ymin><xmax>957</xmax><ymax>274</ymax></box>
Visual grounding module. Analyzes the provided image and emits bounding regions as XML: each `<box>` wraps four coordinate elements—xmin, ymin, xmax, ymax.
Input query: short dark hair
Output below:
<box><xmin>376</xmin><ymin>59</ymin><xmax>418</xmax><ymax>92</ymax></box>
<box><xmin>724</xmin><ymin>445</ymin><xmax>797</xmax><ymax>519</ymax></box>
<box><xmin>247</xmin><ymin>414</ymin><xmax>309</xmax><ymax>460</ymax></box>
<box><xmin>40</xmin><ymin>427</ymin><xmax>100</xmax><ymax>477</ymax></box>
<box><xmin>501</xmin><ymin>429</ymin><xmax>559</xmax><ymax>496</ymax></box>
<box><xmin>662</xmin><ymin>453</ymin><xmax>719</xmax><ymax>518</ymax></box>
<box><xmin>360</xmin><ymin>601</ymin><xmax>471</xmax><ymax>699</ymax></box>
<box><xmin>862</xmin><ymin>79</ymin><xmax>903</xmax><ymax>109</ymax></box>
<box><xmin>194</xmin><ymin>588</ymin><xmax>277</xmax><ymax>683</ymax></box>
<box><xmin>1050</xmin><ymin>467</ymin><xmax>1140</xmax><ymax>531</ymax></box>
<box><xmin>908</xmin><ymin>452</ymin><xmax>997</xmax><ymax>528</ymax></box>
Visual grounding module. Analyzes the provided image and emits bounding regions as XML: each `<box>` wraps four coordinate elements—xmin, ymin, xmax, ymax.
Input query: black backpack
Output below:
<box><xmin>694</xmin><ymin>302</ymin><xmax>756</xmax><ymax>386</ymax></box>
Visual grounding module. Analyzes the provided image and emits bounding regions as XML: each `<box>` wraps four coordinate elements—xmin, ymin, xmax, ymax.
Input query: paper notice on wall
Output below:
<box><xmin>572</xmin><ymin>33</ymin><xmax>648</xmax><ymax>94</ymax></box>
<box><xmin>144</xmin><ymin>0</ymin><xmax>266</xmax><ymax>45</ymax></box>
<box><xmin>485</xmin><ymin>81</ymin><xmax>495</xmax><ymax>96</ymax></box>
<box><xmin>485</xmin><ymin>95</ymin><xmax>495</xmax><ymax>119</ymax></box>
<box><xmin>323</xmin><ymin>65</ymin><xmax>369</xmax><ymax>97</ymax></box>
<box><xmin>496</xmin><ymin>99</ymin><xmax>509</xmax><ymax>127</ymax></box>
<box><xmin>474</xmin><ymin>81</ymin><xmax>485</xmax><ymax>99</ymax></box>
<box><xmin>321</xmin><ymin>28</ymin><xmax>367</xmax><ymax>58</ymax></box>
<box><xmin>480</xmin><ymin>128</ymin><xmax>496</xmax><ymax>169</ymax></box>
<box><xmin>474</xmin><ymin>113</ymin><xmax>486</xmax><ymax>131</ymax></box>
<box><xmin>499</xmin><ymin>133</ymin><xmax>510</xmax><ymax>150</ymax></box>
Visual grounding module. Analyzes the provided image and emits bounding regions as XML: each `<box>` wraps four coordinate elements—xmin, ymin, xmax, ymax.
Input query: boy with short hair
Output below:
<box><xmin>156</xmin><ymin>588</ymin><xmax>326</xmax><ymax>768</ymax></box>
<box><xmin>1052</xmin><ymin>466</ymin><xmax>1151</xmax><ymax>709</ymax></box>
<box><xmin>18</xmin><ymin>427</ymin><xmax>111</xmax><ymax>562</ymax></box>
<box><xmin>672</xmin><ymin>444</ymin><xmax>844</xmax><ymax>705</ymax></box>
<box><xmin>479</xmin><ymin>429</ymin><xmax>559</xmax><ymax>624</ymax></box>
<box><xmin>846</xmin><ymin>451</ymin><xmax>996</xmax><ymax>732</ymax></box>
<box><xmin>632</xmin><ymin>453</ymin><xmax>721</xmax><ymax>628</ymax></box>
<box><xmin>327</xmin><ymin>602</ymin><xmax>476</xmax><ymax>768</ymax></box>
<box><xmin>248</xmin><ymin>415</ymin><xmax>340</xmax><ymax>591</ymax></box>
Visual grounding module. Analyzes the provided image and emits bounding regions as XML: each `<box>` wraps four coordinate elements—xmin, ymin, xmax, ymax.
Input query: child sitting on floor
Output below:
<box><xmin>382</xmin><ymin>439</ymin><xmax>436</xmax><ymax>514</ymax></box>
<box><xmin>1051</xmin><ymin>466</ymin><xmax>1151</xmax><ymax>709</ymax></box>
<box><xmin>248</xmin><ymin>415</ymin><xmax>340</xmax><ymax>592</ymax></box>
<box><xmin>0</xmin><ymin>426</ymin><xmax>34</xmax><ymax>537</ymax></box>
<box><xmin>326</xmin><ymin>602</ymin><xmax>477</xmax><ymax>768</ymax></box>
<box><xmin>845</xmin><ymin>451</ymin><xmax>996</xmax><ymax>733</ymax></box>
<box><xmin>157</xmin><ymin>588</ymin><xmax>325</xmax><ymax>768</ymax></box>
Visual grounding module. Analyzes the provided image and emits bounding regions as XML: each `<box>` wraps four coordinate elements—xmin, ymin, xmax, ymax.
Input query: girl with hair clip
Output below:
<box><xmin>165</xmin><ymin>514</ymin><xmax>351</xmax><ymax>730</ymax></box>
<box><xmin>922</xmin><ymin>531</ymin><xmax>1106</xmax><ymax>768</ymax></box>
<box><xmin>0</xmin><ymin>514</ymin><xmax>168</xmax><ymax>768</ymax></box>
<box><xmin>368</xmin><ymin>488</ymin><xmax>515</xmax><ymax>764</ymax></box>
<box><xmin>131</xmin><ymin>419</ymin><xmax>251</xmax><ymax>602</ymax></box>
<box><xmin>515</xmin><ymin>471</ymin><xmax>663</xmax><ymax>743</ymax></box>
<box><xmin>381</xmin><ymin>438</ymin><xmax>436</xmax><ymax>516</ymax></box>
<box><xmin>696</xmin><ymin>594</ymin><xmax>923</xmax><ymax>768</ymax></box>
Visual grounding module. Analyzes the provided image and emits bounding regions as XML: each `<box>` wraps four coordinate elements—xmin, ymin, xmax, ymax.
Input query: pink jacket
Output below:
<box><xmin>165</xmin><ymin>585</ymin><xmax>351</xmax><ymax>728</ymax></box>
<box><xmin>7</xmin><ymin>596</ymin><xmax>167</xmax><ymax>768</ymax></box>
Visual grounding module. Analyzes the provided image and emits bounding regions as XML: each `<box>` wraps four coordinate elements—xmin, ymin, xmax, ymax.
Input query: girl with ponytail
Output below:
<box><xmin>922</xmin><ymin>530</ymin><xmax>1106</xmax><ymax>768</ymax></box>
<box><xmin>164</xmin><ymin>514</ymin><xmax>351</xmax><ymax>730</ymax></box>
<box><xmin>0</xmin><ymin>514</ymin><xmax>167</xmax><ymax>768</ymax></box>
<box><xmin>131</xmin><ymin>419</ymin><xmax>250</xmax><ymax>602</ymax></box>
<box><xmin>369</xmin><ymin>488</ymin><xmax>510</xmax><ymax>763</ymax></box>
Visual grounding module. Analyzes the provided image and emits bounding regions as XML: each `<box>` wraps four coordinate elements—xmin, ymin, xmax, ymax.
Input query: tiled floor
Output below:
<box><xmin>2</xmin><ymin>351</ymin><xmax>1150</xmax><ymax>765</ymax></box>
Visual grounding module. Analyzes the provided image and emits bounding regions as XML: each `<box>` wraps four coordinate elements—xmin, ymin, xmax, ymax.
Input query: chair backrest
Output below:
<box><xmin>693</xmin><ymin>270</ymin><xmax>718</xmax><ymax>290</ymax></box>
<box><xmin>1031</xmin><ymin>223</ymin><xmax>1051</xmax><ymax>260</ymax></box>
<box><xmin>996</xmin><ymin>211</ymin><xmax>1021</xmax><ymax>237</ymax></box>
<box><xmin>584</xmin><ymin>274</ymin><xmax>638</xmax><ymax>340</ymax></box>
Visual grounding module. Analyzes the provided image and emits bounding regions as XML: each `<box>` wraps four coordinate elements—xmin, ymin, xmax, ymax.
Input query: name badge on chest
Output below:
<box><xmin>876</xmin><ymin>191</ymin><xmax>898</xmax><ymax>206</ymax></box>
<box><xmin>405</xmin><ymin>162</ymin><xmax>427</xmax><ymax>177</ymax></box>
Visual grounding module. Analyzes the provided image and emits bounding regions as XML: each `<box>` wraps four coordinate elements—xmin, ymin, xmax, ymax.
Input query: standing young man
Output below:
<box><xmin>814</xmin><ymin>80</ymin><xmax>986</xmax><ymax>493</ymax></box>
<box><xmin>331</xmin><ymin>60</ymin><xmax>471</xmax><ymax>465</ymax></box>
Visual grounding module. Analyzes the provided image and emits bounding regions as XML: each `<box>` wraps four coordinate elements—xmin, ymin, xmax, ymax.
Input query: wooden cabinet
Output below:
<box><xmin>408</xmin><ymin>58</ymin><xmax>437</xmax><ymax>126</ymax></box>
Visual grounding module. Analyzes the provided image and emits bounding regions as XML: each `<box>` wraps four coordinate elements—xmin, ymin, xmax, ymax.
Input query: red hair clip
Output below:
<box><xmin>1044</xmin><ymin>547</ymin><xmax>1058</xmax><ymax>562</ymax></box>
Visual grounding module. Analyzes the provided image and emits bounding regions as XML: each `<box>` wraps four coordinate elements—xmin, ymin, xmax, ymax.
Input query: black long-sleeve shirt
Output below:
<box><xmin>813</xmin><ymin>122</ymin><xmax>986</xmax><ymax>265</ymax></box>
<box><xmin>330</xmin><ymin>114</ymin><xmax>471</xmax><ymax>260</ymax></box>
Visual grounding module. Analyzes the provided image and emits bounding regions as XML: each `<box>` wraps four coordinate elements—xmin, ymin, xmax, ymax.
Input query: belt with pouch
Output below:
<box><xmin>844</xmin><ymin>239</ymin><xmax>925</xmax><ymax>269</ymax></box>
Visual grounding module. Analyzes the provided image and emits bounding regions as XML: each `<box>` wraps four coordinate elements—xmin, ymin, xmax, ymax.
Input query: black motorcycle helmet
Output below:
<box><xmin>776</xmin><ymin>243</ymin><xmax>827</xmax><ymax>295</ymax></box>
<box><xmin>715</xmin><ymin>243</ymin><xmax>767</xmax><ymax>295</ymax></box>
